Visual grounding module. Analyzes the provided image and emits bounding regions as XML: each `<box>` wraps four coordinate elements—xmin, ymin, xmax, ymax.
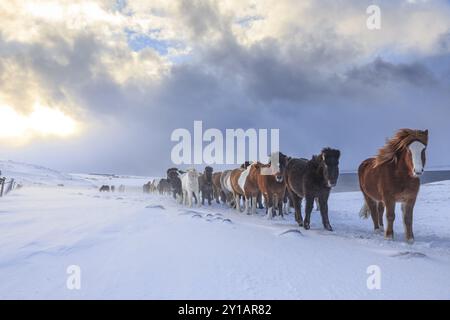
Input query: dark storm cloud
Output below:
<box><xmin>6</xmin><ymin>29</ymin><xmax>449</xmax><ymax>175</ymax></box>
<box><xmin>347</xmin><ymin>58</ymin><xmax>436</xmax><ymax>87</ymax></box>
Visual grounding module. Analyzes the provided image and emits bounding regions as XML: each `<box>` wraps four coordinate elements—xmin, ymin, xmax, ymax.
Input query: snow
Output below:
<box><xmin>0</xmin><ymin>160</ymin><xmax>91</xmax><ymax>187</ymax></box>
<box><xmin>1</xmin><ymin>162</ymin><xmax>450</xmax><ymax>299</ymax></box>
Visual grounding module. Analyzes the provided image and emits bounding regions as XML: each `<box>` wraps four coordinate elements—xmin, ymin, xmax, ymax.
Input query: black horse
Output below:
<box><xmin>285</xmin><ymin>148</ymin><xmax>340</xmax><ymax>231</ymax></box>
<box><xmin>167</xmin><ymin>168</ymin><xmax>182</xmax><ymax>200</ymax></box>
<box><xmin>198</xmin><ymin>166</ymin><xmax>214</xmax><ymax>205</ymax></box>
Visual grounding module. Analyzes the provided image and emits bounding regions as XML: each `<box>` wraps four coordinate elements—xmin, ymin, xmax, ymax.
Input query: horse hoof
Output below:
<box><xmin>303</xmin><ymin>223</ymin><xmax>310</xmax><ymax>230</ymax></box>
<box><xmin>384</xmin><ymin>233</ymin><xmax>394</xmax><ymax>241</ymax></box>
<box><xmin>374</xmin><ymin>228</ymin><xmax>383</xmax><ymax>234</ymax></box>
<box><xmin>406</xmin><ymin>238</ymin><xmax>415</xmax><ymax>244</ymax></box>
<box><xmin>324</xmin><ymin>224</ymin><xmax>333</xmax><ymax>231</ymax></box>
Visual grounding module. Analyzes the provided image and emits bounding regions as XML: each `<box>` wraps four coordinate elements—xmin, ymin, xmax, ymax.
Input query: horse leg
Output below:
<box><xmin>384</xmin><ymin>198</ymin><xmax>396</xmax><ymax>240</ymax></box>
<box><xmin>229</xmin><ymin>193</ymin><xmax>236</xmax><ymax>208</ymax></box>
<box><xmin>195</xmin><ymin>191</ymin><xmax>201</xmax><ymax>207</ymax></box>
<box><xmin>215</xmin><ymin>190</ymin><xmax>220</xmax><ymax>204</ymax></box>
<box><xmin>289</xmin><ymin>189</ymin><xmax>303</xmax><ymax>226</ymax></box>
<box><xmin>235</xmin><ymin>193</ymin><xmax>241</xmax><ymax>212</ymax></box>
<box><xmin>304</xmin><ymin>195</ymin><xmax>314</xmax><ymax>230</ymax></box>
<box><xmin>266</xmin><ymin>194</ymin><xmax>274</xmax><ymax>219</ymax></box>
<box><xmin>377</xmin><ymin>202</ymin><xmax>385</xmax><ymax>230</ymax></box>
<box><xmin>263</xmin><ymin>193</ymin><xmax>269</xmax><ymax>215</ymax></box>
<box><xmin>282</xmin><ymin>192</ymin><xmax>288</xmax><ymax>215</ymax></box>
<box><xmin>243</xmin><ymin>196</ymin><xmax>249</xmax><ymax>214</ymax></box>
<box><xmin>189</xmin><ymin>191</ymin><xmax>193</xmax><ymax>206</ymax></box>
<box><xmin>277</xmin><ymin>194</ymin><xmax>283</xmax><ymax>218</ymax></box>
<box><xmin>188</xmin><ymin>191</ymin><xmax>192</xmax><ymax>207</ymax></box>
<box><xmin>201</xmin><ymin>189</ymin><xmax>205</xmax><ymax>205</ymax></box>
<box><xmin>363</xmin><ymin>193</ymin><xmax>381</xmax><ymax>232</ymax></box>
<box><xmin>402</xmin><ymin>200</ymin><xmax>415</xmax><ymax>243</ymax></box>
<box><xmin>318</xmin><ymin>193</ymin><xmax>332</xmax><ymax>231</ymax></box>
<box><xmin>287</xmin><ymin>196</ymin><xmax>293</xmax><ymax>214</ymax></box>
<box><xmin>251</xmin><ymin>196</ymin><xmax>257</xmax><ymax>214</ymax></box>
<box><xmin>273</xmin><ymin>194</ymin><xmax>279</xmax><ymax>217</ymax></box>
<box><xmin>257</xmin><ymin>192</ymin><xmax>264</xmax><ymax>209</ymax></box>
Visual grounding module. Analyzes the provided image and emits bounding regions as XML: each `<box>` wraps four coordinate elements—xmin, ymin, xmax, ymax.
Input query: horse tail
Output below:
<box><xmin>359</xmin><ymin>200</ymin><xmax>370</xmax><ymax>219</ymax></box>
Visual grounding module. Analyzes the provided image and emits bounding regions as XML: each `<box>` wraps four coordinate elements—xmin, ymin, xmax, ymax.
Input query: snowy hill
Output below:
<box><xmin>0</xmin><ymin>160</ymin><xmax>92</xmax><ymax>187</ymax></box>
<box><xmin>1</xmin><ymin>164</ymin><xmax>450</xmax><ymax>299</ymax></box>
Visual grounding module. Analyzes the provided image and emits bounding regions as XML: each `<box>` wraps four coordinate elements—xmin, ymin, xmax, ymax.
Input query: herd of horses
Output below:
<box><xmin>143</xmin><ymin>129</ymin><xmax>428</xmax><ymax>243</ymax></box>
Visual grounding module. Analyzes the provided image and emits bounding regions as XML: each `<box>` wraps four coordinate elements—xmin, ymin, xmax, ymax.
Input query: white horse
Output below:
<box><xmin>181</xmin><ymin>168</ymin><xmax>200</xmax><ymax>207</ymax></box>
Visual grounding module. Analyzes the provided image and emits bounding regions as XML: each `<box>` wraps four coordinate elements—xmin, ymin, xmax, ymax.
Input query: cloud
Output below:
<box><xmin>1</xmin><ymin>0</ymin><xmax>450</xmax><ymax>174</ymax></box>
<box><xmin>346</xmin><ymin>57</ymin><xmax>436</xmax><ymax>86</ymax></box>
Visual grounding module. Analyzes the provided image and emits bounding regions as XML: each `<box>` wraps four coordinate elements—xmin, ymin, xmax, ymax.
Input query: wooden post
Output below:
<box><xmin>0</xmin><ymin>178</ymin><xmax>5</xmax><ymax>197</ymax></box>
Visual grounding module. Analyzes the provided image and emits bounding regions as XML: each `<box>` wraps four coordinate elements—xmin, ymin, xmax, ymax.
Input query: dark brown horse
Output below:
<box><xmin>198</xmin><ymin>166</ymin><xmax>214</xmax><ymax>205</ymax></box>
<box><xmin>167</xmin><ymin>168</ymin><xmax>182</xmax><ymax>201</ymax></box>
<box><xmin>286</xmin><ymin>148</ymin><xmax>341</xmax><ymax>230</ymax></box>
<box><xmin>358</xmin><ymin>129</ymin><xmax>428</xmax><ymax>243</ymax></box>
<box><xmin>99</xmin><ymin>185</ymin><xmax>110</xmax><ymax>192</ymax></box>
<box><xmin>257</xmin><ymin>152</ymin><xmax>288</xmax><ymax>218</ymax></box>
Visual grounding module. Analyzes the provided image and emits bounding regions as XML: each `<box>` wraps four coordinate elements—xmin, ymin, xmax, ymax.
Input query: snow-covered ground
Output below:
<box><xmin>0</xmin><ymin>160</ymin><xmax>92</xmax><ymax>187</ymax></box>
<box><xmin>0</xmin><ymin>161</ymin><xmax>449</xmax><ymax>299</ymax></box>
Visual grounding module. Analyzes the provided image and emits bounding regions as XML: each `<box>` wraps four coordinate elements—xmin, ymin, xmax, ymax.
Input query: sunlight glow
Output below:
<box><xmin>0</xmin><ymin>103</ymin><xmax>78</xmax><ymax>142</ymax></box>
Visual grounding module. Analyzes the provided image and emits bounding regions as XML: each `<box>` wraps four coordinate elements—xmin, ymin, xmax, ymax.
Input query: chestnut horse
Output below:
<box><xmin>257</xmin><ymin>152</ymin><xmax>288</xmax><ymax>219</ymax></box>
<box><xmin>358</xmin><ymin>129</ymin><xmax>428</xmax><ymax>243</ymax></box>
<box><xmin>212</xmin><ymin>172</ymin><xmax>224</xmax><ymax>204</ymax></box>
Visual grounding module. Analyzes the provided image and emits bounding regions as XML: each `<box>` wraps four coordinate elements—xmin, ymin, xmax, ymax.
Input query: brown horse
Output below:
<box><xmin>238</xmin><ymin>162</ymin><xmax>261</xmax><ymax>214</ymax></box>
<box><xmin>212</xmin><ymin>172</ymin><xmax>224</xmax><ymax>204</ymax></box>
<box><xmin>220</xmin><ymin>170</ymin><xmax>235</xmax><ymax>207</ymax></box>
<box><xmin>257</xmin><ymin>152</ymin><xmax>288</xmax><ymax>219</ymax></box>
<box><xmin>230</xmin><ymin>167</ymin><xmax>245</xmax><ymax>212</ymax></box>
<box><xmin>358</xmin><ymin>129</ymin><xmax>428</xmax><ymax>243</ymax></box>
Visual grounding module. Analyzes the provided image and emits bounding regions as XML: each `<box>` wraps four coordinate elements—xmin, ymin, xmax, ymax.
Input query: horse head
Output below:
<box><xmin>167</xmin><ymin>167</ymin><xmax>179</xmax><ymax>180</ymax></box>
<box><xmin>186</xmin><ymin>168</ymin><xmax>198</xmax><ymax>180</ymax></box>
<box><xmin>204</xmin><ymin>166</ymin><xmax>213</xmax><ymax>181</ymax></box>
<box><xmin>319</xmin><ymin>148</ymin><xmax>340</xmax><ymax>188</ymax></box>
<box><xmin>404</xmin><ymin>130</ymin><xmax>428</xmax><ymax>177</ymax></box>
<box><xmin>268</xmin><ymin>152</ymin><xmax>288</xmax><ymax>183</ymax></box>
<box><xmin>240</xmin><ymin>161</ymin><xmax>251</xmax><ymax>169</ymax></box>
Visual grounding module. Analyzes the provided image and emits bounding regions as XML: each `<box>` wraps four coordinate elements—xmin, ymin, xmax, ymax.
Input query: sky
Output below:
<box><xmin>1</xmin><ymin>0</ymin><xmax>450</xmax><ymax>175</ymax></box>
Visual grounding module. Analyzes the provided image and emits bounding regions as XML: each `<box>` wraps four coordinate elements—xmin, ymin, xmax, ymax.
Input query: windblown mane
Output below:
<box><xmin>374</xmin><ymin>129</ymin><xmax>428</xmax><ymax>167</ymax></box>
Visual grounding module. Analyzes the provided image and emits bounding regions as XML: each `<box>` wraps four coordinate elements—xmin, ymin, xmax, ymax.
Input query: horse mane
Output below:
<box><xmin>309</xmin><ymin>148</ymin><xmax>340</xmax><ymax>165</ymax></box>
<box><xmin>374</xmin><ymin>129</ymin><xmax>428</xmax><ymax>167</ymax></box>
